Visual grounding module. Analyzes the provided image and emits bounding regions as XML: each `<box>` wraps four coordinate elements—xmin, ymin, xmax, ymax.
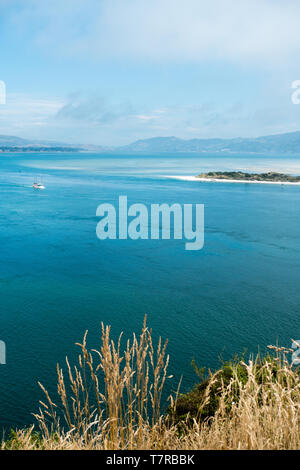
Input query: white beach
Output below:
<box><xmin>164</xmin><ymin>175</ymin><xmax>300</xmax><ymax>185</ymax></box>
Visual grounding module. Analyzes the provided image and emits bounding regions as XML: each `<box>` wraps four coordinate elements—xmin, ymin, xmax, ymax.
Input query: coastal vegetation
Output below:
<box><xmin>197</xmin><ymin>171</ymin><xmax>300</xmax><ymax>182</ymax></box>
<box><xmin>1</xmin><ymin>319</ymin><xmax>300</xmax><ymax>450</ymax></box>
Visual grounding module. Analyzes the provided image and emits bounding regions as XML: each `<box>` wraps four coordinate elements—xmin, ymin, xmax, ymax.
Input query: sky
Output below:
<box><xmin>0</xmin><ymin>0</ymin><xmax>300</xmax><ymax>145</ymax></box>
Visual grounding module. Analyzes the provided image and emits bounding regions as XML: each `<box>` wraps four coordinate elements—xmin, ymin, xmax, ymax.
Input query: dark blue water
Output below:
<box><xmin>1</xmin><ymin>152</ymin><xmax>300</xmax><ymax>431</ymax></box>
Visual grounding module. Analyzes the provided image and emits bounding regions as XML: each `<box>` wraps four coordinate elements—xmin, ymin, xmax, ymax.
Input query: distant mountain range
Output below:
<box><xmin>2</xmin><ymin>130</ymin><xmax>300</xmax><ymax>155</ymax></box>
<box><xmin>0</xmin><ymin>135</ymin><xmax>82</xmax><ymax>152</ymax></box>
<box><xmin>116</xmin><ymin>132</ymin><xmax>300</xmax><ymax>155</ymax></box>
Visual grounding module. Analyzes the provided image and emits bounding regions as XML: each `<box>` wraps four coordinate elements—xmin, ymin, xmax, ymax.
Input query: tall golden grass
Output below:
<box><xmin>2</xmin><ymin>319</ymin><xmax>300</xmax><ymax>450</ymax></box>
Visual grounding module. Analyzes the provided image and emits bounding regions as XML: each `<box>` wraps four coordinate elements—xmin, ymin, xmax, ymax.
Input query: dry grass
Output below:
<box><xmin>2</xmin><ymin>319</ymin><xmax>300</xmax><ymax>450</ymax></box>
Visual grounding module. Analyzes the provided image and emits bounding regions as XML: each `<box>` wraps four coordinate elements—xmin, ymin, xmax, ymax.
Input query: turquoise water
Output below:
<box><xmin>1</xmin><ymin>152</ymin><xmax>300</xmax><ymax>430</ymax></box>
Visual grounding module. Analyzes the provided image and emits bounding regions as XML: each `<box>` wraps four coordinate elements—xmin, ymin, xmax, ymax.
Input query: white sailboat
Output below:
<box><xmin>32</xmin><ymin>176</ymin><xmax>45</xmax><ymax>190</ymax></box>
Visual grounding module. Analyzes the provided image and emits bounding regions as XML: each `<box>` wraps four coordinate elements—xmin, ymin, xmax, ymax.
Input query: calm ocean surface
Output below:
<box><xmin>1</xmin><ymin>152</ymin><xmax>300</xmax><ymax>430</ymax></box>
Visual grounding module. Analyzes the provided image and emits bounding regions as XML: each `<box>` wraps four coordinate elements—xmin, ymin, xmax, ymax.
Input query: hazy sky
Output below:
<box><xmin>1</xmin><ymin>0</ymin><xmax>300</xmax><ymax>145</ymax></box>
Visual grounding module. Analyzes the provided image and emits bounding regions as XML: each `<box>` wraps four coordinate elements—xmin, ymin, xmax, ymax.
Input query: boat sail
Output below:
<box><xmin>32</xmin><ymin>176</ymin><xmax>45</xmax><ymax>190</ymax></box>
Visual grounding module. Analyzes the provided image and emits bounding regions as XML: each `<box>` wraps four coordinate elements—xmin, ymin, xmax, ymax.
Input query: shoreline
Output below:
<box><xmin>164</xmin><ymin>175</ymin><xmax>300</xmax><ymax>185</ymax></box>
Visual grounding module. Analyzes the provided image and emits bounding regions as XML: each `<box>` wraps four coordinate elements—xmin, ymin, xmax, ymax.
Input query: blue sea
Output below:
<box><xmin>1</xmin><ymin>151</ymin><xmax>300</xmax><ymax>431</ymax></box>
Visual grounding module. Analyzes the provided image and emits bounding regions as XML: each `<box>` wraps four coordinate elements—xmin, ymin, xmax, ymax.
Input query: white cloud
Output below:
<box><xmin>1</xmin><ymin>92</ymin><xmax>300</xmax><ymax>145</ymax></box>
<box><xmin>0</xmin><ymin>93</ymin><xmax>64</xmax><ymax>135</ymax></box>
<box><xmin>55</xmin><ymin>94</ymin><xmax>132</xmax><ymax>124</ymax></box>
<box><xmin>7</xmin><ymin>0</ymin><xmax>300</xmax><ymax>66</ymax></box>
<box><xmin>135</xmin><ymin>114</ymin><xmax>159</xmax><ymax>121</ymax></box>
